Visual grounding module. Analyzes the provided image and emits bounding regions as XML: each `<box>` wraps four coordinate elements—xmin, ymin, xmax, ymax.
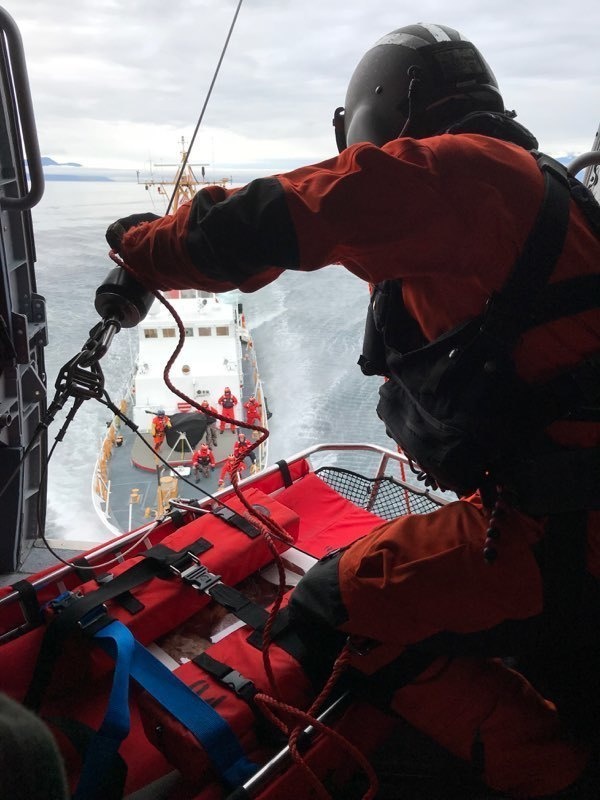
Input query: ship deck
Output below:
<box><xmin>100</xmin><ymin>337</ymin><xmax>266</xmax><ymax>534</ymax></box>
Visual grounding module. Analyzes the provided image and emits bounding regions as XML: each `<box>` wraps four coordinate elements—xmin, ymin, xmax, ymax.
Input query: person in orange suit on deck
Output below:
<box><xmin>107</xmin><ymin>22</ymin><xmax>600</xmax><ymax>798</ymax></box>
<box><xmin>191</xmin><ymin>443</ymin><xmax>216</xmax><ymax>481</ymax></box>
<box><xmin>217</xmin><ymin>387</ymin><xmax>238</xmax><ymax>433</ymax></box>
<box><xmin>243</xmin><ymin>394</ymin><xmax>262</xmax><ymax>439</ymax></box>
<box><xmin>243</xmin><ymin>395</ymin><xmax>262</xmax><ymax>426</ymax></box>
<box><xmin>150</xmin><ymin>408</ymin><xmax>171</xmax><ymax>450</ymax></box>
<box><xmin>217</xmin><ymin>454</ymin><xmax>245</xmax><ymax>488</ymax></box>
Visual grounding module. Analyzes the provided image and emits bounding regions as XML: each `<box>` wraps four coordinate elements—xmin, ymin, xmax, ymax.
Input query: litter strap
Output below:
<box><xmin>73</xmin><ymin>623</ymin><xmax>134</xmax><ymax>800</ymax></box>
<box><xmin>91</xmin><ymin>620</ymin><xmax>257</xmax><ymax>788</ymax></box>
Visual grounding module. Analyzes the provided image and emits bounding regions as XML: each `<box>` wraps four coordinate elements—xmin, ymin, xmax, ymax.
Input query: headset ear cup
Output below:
<box><xmin>333</xmin><ymin>107</ymin><xmax>347</xmax><ymax>152</ymax></box>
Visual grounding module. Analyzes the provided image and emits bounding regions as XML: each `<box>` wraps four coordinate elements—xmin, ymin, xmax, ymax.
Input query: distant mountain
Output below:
<box><xmin>40</xmin><ymin>156</ymin><xmax>82</xmax><ymax>167</ymax></box>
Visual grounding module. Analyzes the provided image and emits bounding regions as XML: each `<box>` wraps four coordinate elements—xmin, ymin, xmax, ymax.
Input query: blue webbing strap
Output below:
<box><xmin>77</xmin><ymin>620</ymin><xmax>257</xmax><ymax>796</ymax></box>
<box><xmin>73</xmin><ymin>623</ymin><xmax>133</xmax><ymax>799</ymax></box>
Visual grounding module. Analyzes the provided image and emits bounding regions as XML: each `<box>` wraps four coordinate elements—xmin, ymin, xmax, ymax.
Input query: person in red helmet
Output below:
<box><xmin>150</xmin><ymin>408</ymin><xmax>171</xmax><ymax>450</ymax></box>
<box><xmin>199</xmin><ymin>399</ymin><xmax>218</xmax><ymax>447</ymax></box>
<box><xmin>191</xmin><ymin>442</ymin><xmax>216</xmax><ymax>481</ymax></box>
<box><xmin>107</xmin><ymin>23</ymin><xmax>600</xmax><ymax>798</ymax></box>
<box><xmin>217</xmin><ymin>386</ymin><xmax>238</xmax><ymax>433</ymax></box>
<box><xmin>217</xmin><ymin>454</ymin><xmax>245</xmax><ymax>488</ymax></box>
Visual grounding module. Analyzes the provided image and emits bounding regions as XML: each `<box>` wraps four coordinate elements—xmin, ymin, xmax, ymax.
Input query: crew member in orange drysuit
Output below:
<box><xmin>217</xmin><ymin>387</ymin><xmax>238</xmax><ymax>433</ymax></box>
<box><xmin>199</xmin><ymin>399</ymin><xmax>218</xmax><ymax>447</ymax></box>
<box><xmin>217</xmin><ymin>454</ymin><xmax>245</xmax><ymax>488</ymax></box>
<box><xmin>243</xmin><ymin>395</ymin><xmax>262</xmax><ymax>426</ymax></box>
<box><xmin>191</xmin><ymin>443</ymin><xmax>216</xmax><ymax>481</ymax></box>
<box><xmin>150</xmin><ymin>409</ymin><xmax>171</xmax><ymax>450</ymax></box>
<box><xmin>107</xmin><ymin>23</ymin><xmax>600</xmax><ymax>797</ymax></box>
<box><xmin>233</xmin><ymin>432</ymin><xmax>256</xmax><ymax>468</ymax></box>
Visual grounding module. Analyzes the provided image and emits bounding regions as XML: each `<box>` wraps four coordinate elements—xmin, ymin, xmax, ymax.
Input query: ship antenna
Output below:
<box><xmin>166</xmin><ymin>0</ymin><xmax>244</xmax><ymax>215</ymax></box>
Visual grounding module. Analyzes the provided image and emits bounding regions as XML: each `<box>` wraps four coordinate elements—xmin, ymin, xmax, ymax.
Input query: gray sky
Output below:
<box><xmin>7</xmin><ymin>0</ymin><xmax>600</xmax><ymax>170</ymax></box>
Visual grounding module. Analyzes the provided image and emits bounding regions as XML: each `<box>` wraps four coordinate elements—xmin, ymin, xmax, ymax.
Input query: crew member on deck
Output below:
<box><xmin>233</xmin><ymin>432</ymin><xmax>257</xmax><ymax>471</ymax></box>
<box><xmin>199</xmin><ymin>399</ymin><xmax>218</xmax><ymax>447</ymax></box>
<box><xmin>107</xmin><ymin>22</ymin><xmax>600</xmax><ymax>798</ymax></box>
<box><xmin>150</xmin><ymin>408</ymin><xmax>171</xmax><ymax>450</ymax></box>
<box><xmin>243</xmin><ymin>395</ymin><xmax>261</xmax><ymax>426</ymax></box>
<box><xmin>217</xmin><ymin>387</ymin><xmax>238</xmax><ymax>433</ymax></box>
<box><xmin>217</xmin><ymin>454</ymin><xmax>245</xmax><ymax>487</ymax></box>
<box><xmin>191</xmin><ymin>442</ymin><xmax>216</xmax><ymax>481</ymax></box>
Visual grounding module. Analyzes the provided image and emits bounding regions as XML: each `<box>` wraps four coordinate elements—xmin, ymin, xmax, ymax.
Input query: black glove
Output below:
<box><xmin>105</xmin><ymin>212</ymin><xmax>161</xmax><ymax>252</ymax></box>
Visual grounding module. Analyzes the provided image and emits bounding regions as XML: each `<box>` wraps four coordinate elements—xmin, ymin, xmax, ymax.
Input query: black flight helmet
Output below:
<box><xmin>334</xmin><ymin>23</ymin><xmax>504</xmax><ymax>151</ymax></box>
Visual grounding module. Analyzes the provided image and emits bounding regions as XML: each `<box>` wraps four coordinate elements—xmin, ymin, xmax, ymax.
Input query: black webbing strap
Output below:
<box><xmin>95</xmin><ymin>573</ymin><xmax>144</xmax><ymax>615</ymax></box>
<box><xmin>12</xmin><ymin>579</ymin><xmax>42</xmax><ymax>626</ymax></box>
<box><xmin>510</xmin><ymin>448</ymin><xmax>600</xmax><ymax>516</ymax></box>
<box><xmin>345</xmin><ymin>647</ymin><xmax>443</xmax><ymax>711</ymax></box>
<box><xmin>71</xmin><ymin>556</ymin><xmax>94</xmax><ymax>582</ymax></box>
<box><xmin>276</xmin><ymin>459</ymin><xmax>293</xmax><ymax>487</ymax></box>
<box><xmin>208</xmin><ymin>583</ymin><xmax>269</xmax><ymax>630</ymax></box>
<box><xmin>529</xmin><ymin>275</ymin><xmax>600</xmax><ymax>330</ymax></box>
<box><xmin>193</xmin><ymin>652</ymin><xmax>257</xmax><ymax>707</ymax></box>
<box><xmin>211</xmin><ymin>507</ymin><xmax>260</xmax><ymax>539</ymax></box>
<box><xmin>24</xmin><ymin>537</ymin><xmax>213</xmax><ymax>711</ymax></box>
<box><xmin>481</xmin><ymin>158</ymin><xmax>572</xmax><ymax>348</ymax></box>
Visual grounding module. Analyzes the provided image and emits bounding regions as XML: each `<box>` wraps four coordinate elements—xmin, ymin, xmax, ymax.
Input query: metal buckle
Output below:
<box><xmin>172</xmin><ymin>552</ymin><xmax>221</xmax><ymax>592</ymax></box>
<box><xmin>78</xmin><ymin>604</ymin><xmax>109</xmax><ymax>630</ymax></box>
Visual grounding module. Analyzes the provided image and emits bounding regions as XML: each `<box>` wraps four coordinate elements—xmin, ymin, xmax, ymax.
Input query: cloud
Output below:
<box><xmin>7</xmin><ymin>0</ymin><xmax>600</xmax><ymax>168</ymax></box>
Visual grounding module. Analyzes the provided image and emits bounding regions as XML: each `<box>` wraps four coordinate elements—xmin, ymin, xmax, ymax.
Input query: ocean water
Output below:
<box><xmin>32</xmin><ymin>180</ymin><xmax>392</xmax><ymax>543</ymax></box>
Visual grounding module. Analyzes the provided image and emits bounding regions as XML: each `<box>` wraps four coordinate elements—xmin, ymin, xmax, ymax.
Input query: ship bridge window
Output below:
<box><xmin>144</xmin><ymin>328</ymin><xmax>158</xmax><ymax>338</ymax></box>
<box><xmin>184</xmin><ymin>327</ymin><xmax>194</xmax><ymax>337</ymax></box>
<box><xmin>199</xmin><ymin>290</ymin><xmax>212</xmax><ymax>298</ymax></box>
<box><xmin>216</xmin><ymin>326</ymin><xmax>230</xmax><ymax>336</ymax></box>
<box><xmin>163</xmin><ymin>328</ymin><xmax>177</xmax><ymax>338</ymax></box>
<box><xmin>180</xmin><ymin>289</ymin><xmax>197</xmax><ymax>299</ymax></box>
<box><xmin>198</xmin><ymin>327</ymin><xmax>211</xmax><ymax>337</ymax></box>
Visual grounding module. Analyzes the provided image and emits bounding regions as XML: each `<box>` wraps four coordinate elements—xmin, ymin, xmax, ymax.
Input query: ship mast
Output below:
<box><xmin>138</xmin><ymin>136</ymin><xmax>230</xmax><ymax>213</ymax></box>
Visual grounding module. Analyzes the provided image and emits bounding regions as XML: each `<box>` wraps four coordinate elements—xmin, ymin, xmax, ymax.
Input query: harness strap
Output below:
<box><xmin>480</xmin><ymin>157</ymin><xmax>572</xmax><ymax>349</ymax></box>
<box><xmin>509</xmin><ymin>447</ymin><xmax>600</xmax><ymax>516</ymax></box>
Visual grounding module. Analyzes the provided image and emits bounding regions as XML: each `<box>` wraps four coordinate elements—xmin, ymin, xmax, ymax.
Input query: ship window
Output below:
<box><xmin>144</xmin><ymin>328</ymin><xmax>158</xmax><ymax>338</ymax></box>
<box><xmin>200</xmin><ymin>291</ymin><xmax>212</xmax><ymax>298</ymax></box>
<box><xmin>216</xmin><ymin>326</ymin><xmax>229</xmax><ymax>336</ymax></box>
<box><xmin>163</xmin><ymin>328</ymin><xmax>177</xmax><ymax>338</ymax></box>
<box><xmin>182</xmin><ymin>364</ymin><xmax>191</xmax><ymax>374</ymax></box>
<box><xmin>184</xmin><ymin>327</ymin><xmax>194</xmax><ymax>337</ymax></box>
<box><xmin>198</xmin><ymin>327</ymin><xmax>211</xmax><ymax>337</ymax></box>
<box><xmin>180</xmin><ymin>289</ymin><xmax>197</xmax><ymax>299</ymax></box>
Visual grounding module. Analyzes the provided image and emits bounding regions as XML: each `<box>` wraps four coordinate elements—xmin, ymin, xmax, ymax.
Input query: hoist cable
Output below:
<box><xmin>166</xmin><ymin>0</ymin><xmax>244</xmax><ymax>214</ymax></box>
